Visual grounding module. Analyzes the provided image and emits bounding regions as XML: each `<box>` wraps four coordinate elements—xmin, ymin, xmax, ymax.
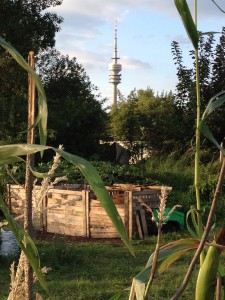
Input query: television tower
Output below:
<box><xmin>109</xmin><ymin>21</ymin><xmax>122</xmax><ymax>106</ymax></box>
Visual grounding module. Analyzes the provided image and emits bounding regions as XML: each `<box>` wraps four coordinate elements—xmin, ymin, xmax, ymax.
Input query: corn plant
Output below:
<box><xmin>0</xmin><ymin>36</ymin><xmax>134</xmax><ymax>299</ymax></box>
<box><xmin>125</xmin><ymin>1</ymin><xmax>225</xmax><ymax>299</ymax></box>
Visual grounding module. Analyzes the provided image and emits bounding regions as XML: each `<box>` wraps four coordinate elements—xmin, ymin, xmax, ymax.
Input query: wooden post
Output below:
<box><xmin>82</xmin><ymin>190</ymin><xmax>87</xmax><ymax>237</ymax></box>
<box><xmin>85</xmin><ymin>190</ymin><xmax>90</xmax><ymax>238</ymax></box>
<box><xmin>124</xmin><ymin>191</ymin><xmax>129</xmax><ymax>236</ymax></box>
<box><xmin>24</xmin><ymin>51</ymin><xmax>36</xmax><ymax>300</ymax></box>
<box><xmin>140</xmin><ymin>208</ymin><xmax>148</xmax><ymax>237</ymax></box>
<box><xmin>128</xmin><ymin>191</ymin><xmax>133</xmax><ymax>239</ymax></box>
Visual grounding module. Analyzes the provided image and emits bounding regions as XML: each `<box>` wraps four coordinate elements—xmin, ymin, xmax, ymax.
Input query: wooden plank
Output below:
<box><xmin>90</xmin><ymin>220</ymin><xmax>115</xmax><ymax>227</ymax></box>
<box><xmin>124</xmin><ymin>191</ymin><xmax>129</xmax><ymax>236</ymax></box>
<box><xmin>128</xmin><ymin>191</ymin><xmax>133</xmax><ymax>239</ymax></box>
<box><xmin>85</xmin><ymin>190</ymin><xmax>90</xmax><ymax>238</ymax></box>
<box><xmin>82</xmin><ymin>190</ymin><xmax>86</xmax><ymax>237</ymax></box>
<box><xmin>128</xmin><ymin>280</ymin><xmax>135</xmax><ymax>300</ymax></box>
<box><xmin>140</xmin><ymin>208</ymin><xmax>148</xmax><ymax>237</ymax></box>
<box><xmin>135</xmin><ymin>212</ymin><xmax>143</xmax><ymax>239</ymax></box>
<box><xmin>90</xmin><ymin>228</ymin><xmax>120</xmax><ymax>233</ymax></box>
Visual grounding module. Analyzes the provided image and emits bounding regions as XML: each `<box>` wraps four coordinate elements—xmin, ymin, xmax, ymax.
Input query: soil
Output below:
<box><xmin>33</xmin><ymin>231</ymin><xmax>123</xmax><ymax>245</ymax></box>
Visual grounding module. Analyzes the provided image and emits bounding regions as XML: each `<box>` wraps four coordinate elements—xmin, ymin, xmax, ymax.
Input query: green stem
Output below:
<box><xmin>194</xmin><ymin>4</ymin><xmax>202</xmax><ymax>228</ymax></box>
<box><xmin>195</xmin><ymin>47</ymin><xmax>202</xmax><ymax>233</ymax></box>
<box><xmin>194</xmin><ymin>0</ymin><xmax>203</xmax><ymax>263</ymax></box>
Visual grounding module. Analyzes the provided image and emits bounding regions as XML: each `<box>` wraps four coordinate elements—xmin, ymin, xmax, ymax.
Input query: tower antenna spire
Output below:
<box><xmin>109</xmin><ymin>19</ymin><xmax>122</xmax><ymax>106</ymax></box>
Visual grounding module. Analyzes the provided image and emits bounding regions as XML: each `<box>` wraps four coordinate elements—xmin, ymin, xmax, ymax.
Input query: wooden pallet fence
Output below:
<box><xmin>6</xmin><ymin>184</ymin><xmax>168</xmax><ymax>239</ymax></box>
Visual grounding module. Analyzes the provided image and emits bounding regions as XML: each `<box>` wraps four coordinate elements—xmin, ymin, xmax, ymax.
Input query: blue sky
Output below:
<box><xmin>48</xmin><ymin>0</ymin><xmax>225</xmax><ymax>106</ymax></box>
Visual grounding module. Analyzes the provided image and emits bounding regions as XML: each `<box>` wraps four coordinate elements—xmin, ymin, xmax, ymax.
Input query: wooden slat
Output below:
<box><xmin>135</xmin><ymin>212</ymin><xmax>143</xmax><ymax>239</ymax></box>
<box><xmin>128</xmin><ymin>191</ymin><xmax>133</xmax><ymax>239</ymax></box>
<box><xmin>7</xmin><ymin>184</ymin><xmax>170</xmax><ymax>239</ymax></box>
<box><xmin>140</xmin><ymin>208</ymin><xmax>148</xmax><ymax>237</ymax></box>
<box><xmin>82</xmin><ymin>190</ymin><xmax>87</xmax><ymax>237</ymax></box>
<box><xmin>85</xmin><ymin>190</ymin><xmax>90</xmax><ymax>238</ymax></box>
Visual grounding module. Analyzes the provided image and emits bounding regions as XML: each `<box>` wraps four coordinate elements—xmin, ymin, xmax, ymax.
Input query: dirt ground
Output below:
<box><xmin>33</xmin><ymin>231</ymin><xmax>123</xmax><ymax>245</ymax></box>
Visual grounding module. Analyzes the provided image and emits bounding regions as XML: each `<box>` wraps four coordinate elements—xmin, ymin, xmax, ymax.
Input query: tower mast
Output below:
<box><xmin>109</xmin><ymin>21</ymin><xmax>122</xmax><ymax>106</ymax></box>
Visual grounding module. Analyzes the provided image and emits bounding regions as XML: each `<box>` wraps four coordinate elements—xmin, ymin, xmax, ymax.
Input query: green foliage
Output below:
<box><xmin>109</xmin><ymin>88</ymin><xmax>185</xmax><ymax>154</ymax></box>
<box><xmin>0</xmin><ymin>0</ymin><xmax>62</xmax><ymax>145</ymax></box>
<box><xmin>36</xmin><ymin>48</ymin><xmax>108</xmax><ymax>157</ymax></box>
<box><xmin>0</xmin><ymin>0</ymin><xmax>63</xmax><ymax>56</ymax></box>
<box><xmin>144</xmin><ymin>153</ymin><xmax>194</xmax><ymax>190</ymax></box>
<box><xmin>172</xmin><ymin>28</ymin><xmax>225</xmax><ymax>148</ymax></box>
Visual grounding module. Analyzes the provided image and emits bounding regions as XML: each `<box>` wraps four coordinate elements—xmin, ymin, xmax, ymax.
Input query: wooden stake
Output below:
<box><xmin>24</xmin><ymin>51</ymin><xmax>36</xmax><ymax>300</ymax></box>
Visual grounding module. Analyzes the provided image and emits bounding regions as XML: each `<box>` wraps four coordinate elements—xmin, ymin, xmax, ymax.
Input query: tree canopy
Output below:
<box><xmin>0</xmin><ymin>1</ymin><xmax>108</xmax><ymax>158</ymax></box>
<box><xmin>172</xmin><ymin>28</ymin><xmax>225</xmax><ymax>146</ymax></box>
<box><xmin>0</xmin><ymin>0</ymin><xmax>63</xmax><ymax>56</ymax></box>
<box><xmin>0</xmin><ymin>0</ymin><xmax>63</xmax><ymax>143</ymax></box>
<box><xmin>37</xmin><ymin>48</ymin><xmax>107</xmax><ymax>157</ymax></box>
<box><xmin>109</xmin><ymin>88</ymin><xmax>183</xmax><ymax>154</ymax></box>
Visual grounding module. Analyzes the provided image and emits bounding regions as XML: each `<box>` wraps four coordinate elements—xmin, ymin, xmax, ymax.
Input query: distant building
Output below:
<box><xmin>109</xmin><ymin>21</ymin><xmax>122</xmax><ymax>107</ymax></box>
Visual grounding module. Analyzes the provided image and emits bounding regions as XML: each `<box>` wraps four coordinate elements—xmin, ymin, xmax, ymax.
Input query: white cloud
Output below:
<box><xmin>50</xmin><ymin>0</ymin><xmax>225</xmax><ymax>26</ymax></box>
<box><xmin>121</xmin><ymin>56</ymin><xmax>151</xmax><ymax>71</ymax></box>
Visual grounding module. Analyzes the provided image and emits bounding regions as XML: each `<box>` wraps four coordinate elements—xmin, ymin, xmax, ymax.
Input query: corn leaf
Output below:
<box><xmin>132</xmin><ymin>238</ymin><xmax>200</xmax><ymax>299</ymax></box>
<box><xmin>201</xmin><ymin>91</ymin><xmax>225</xmax><ymax>121</ymax></box>
<box><xmin>174</xmin><ymin>0</ymin><xmax>198</xmax><ymax>49</ymax></box>
<box><xmin>199</xmin><ymin>122</ymin><xmax>225</xmax><ymax>156</ymax></box>
<box><xmin>0</xmin><ymin>37</ymin><xmax>47</xmax><ymax>146</ymax></box>
<box><xmin>0</xmin><ymin>194</ymin><xmax>50</xmax><ymax>295</ymax></box>
<box><xmin>0</xmin><ymin>144</ymin><xmax>134</xmax><ymax>255</ymax></box>
<box><xmin>186</xmin><ymin>207</ymin><xmax>199</xmax><ymax>238</ymax></box>
<box><xmin>199</xmin><ymin>91</ymin><xmax>225</xmax><ymax>154</ymax></box>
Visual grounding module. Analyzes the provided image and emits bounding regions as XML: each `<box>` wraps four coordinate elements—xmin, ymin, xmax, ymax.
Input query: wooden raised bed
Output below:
<box><xmin>6</xmin><ymin>184</ymin><xmax>172</xmax><ymax>239</ymax></box>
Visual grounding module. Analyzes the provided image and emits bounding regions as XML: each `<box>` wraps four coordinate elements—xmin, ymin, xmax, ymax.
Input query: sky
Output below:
<box><xmin>48</xmin><ymin>0</ymin><xmax>225</xmax><ymax>107</ymax></box>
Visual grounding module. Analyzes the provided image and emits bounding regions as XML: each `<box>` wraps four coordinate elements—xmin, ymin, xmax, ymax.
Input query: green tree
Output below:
<box><xmin>137</xmin><ymin>89</ymin><xmax>183</xmax><ymax>153</ymax></box>
<box><xmin>109</xmin><ymin>88</ymin><xmax>182</xmax><ymax>155</ymax></box>
<box><xmin>37</xmin><ymin>48</ymin><xmax>108</xmax><ymax>157</ymax></box>
<box><xmin>109</xmin><ymin>89</ymin><xmax>140</xmax><ymax>143</ymax></box>
<box><xmin>171</xmin><ymin>28</ymin><xmax>225</xmax><ymax>146</ymax></box>
<box><xmin>0</xmin><ymin>0</ymin><xmax>63</xmax><ymax>56</ymax></box>
<box><xmin>0</xmin><ymin>0</ymin><xmax>63</xmax><ymax>144</ymax></box>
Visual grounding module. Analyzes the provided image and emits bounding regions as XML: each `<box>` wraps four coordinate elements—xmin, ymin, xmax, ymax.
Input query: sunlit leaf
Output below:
<box><xmin>132</xmin><ymin>238</ymin><xmax>200</xmax><ymax>299</ymax></box>
<box><xmin>0</xmin><ymin>36</ymin><xmax>47</xmax><ymax>146</ymax></box>
<box><xmin>174</xmin><ymin>0</ymin><xmax>198</xmax><ymax>49</ymax></box>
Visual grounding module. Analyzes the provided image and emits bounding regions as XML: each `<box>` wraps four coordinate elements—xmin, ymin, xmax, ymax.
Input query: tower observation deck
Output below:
<box><xmin>109</xmin><ymin>21</ymin><xmax>122</xmax><ymax>106</ymax></box>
